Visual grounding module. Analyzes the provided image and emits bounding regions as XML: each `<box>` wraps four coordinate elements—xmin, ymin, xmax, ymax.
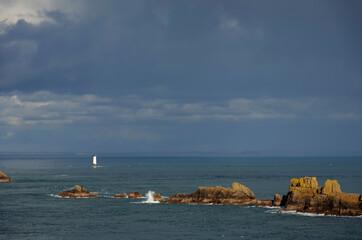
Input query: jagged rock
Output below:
<box><xmin>128</xmin><ymin>192</ymin><xmax>142</xmax><ymax>198</ymax></box>
<box><xmin>273</xmin><ymin>194</ymin><xmax>283</xmax><ymax>206</ymax></box>
<box><xmin>0</xmin><ymin>171</ymin><xmax>12</xmax><ymax>182</ymax></box>
<box><xmin>277</xmin><ymin>177</ymin><xmax>362</xmax><ymax>216</ymax></box>
<box><xmin>319</xmin><ymin>179</ymin><xmax>342</xmax><ymax>195</ymax></box>
<box><xmin>112</xmin><ymin>193</ymin><xmax>128</xmax><ymax>198</ymax></box>
<box><xmin>73</xmin><ymin>185</ymin><xmax>82</xmax><ymax>192</ymax></box>
<box><xmin>273</xmin><ymin>193</ymin><xmax>287</xmax><ymax>206</ymax></box>
<box><xmin>167</xmin><ymin>182</ymin><xmax>257</xmax><ymax>205</ymax></box>
<box><xmin>232</xmin><ymin>182</ymin><xmax>256</xmax><ymax>199</ymax></box>
<box><xmin>153</xmin><ymin>193</ymin><xmax>165</xmax><ymax>202</ymax></box>
<box><xmin>289</xmin><ymin>177</ymin><xmax>318</xmax><ymax>192</ymax></box>
<box><xmin>58</xmin><ymin>185</ymin><xmax>99</xmax><ymax>198</ymax></box>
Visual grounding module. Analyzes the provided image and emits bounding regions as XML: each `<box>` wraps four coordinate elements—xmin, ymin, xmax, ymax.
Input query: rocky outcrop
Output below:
<box><xmin>167</xmin><ymin>182</ymin><xmax>257</xmax><ymax>205</ymax></box>
<box><xmin>318</xmin><ymin>179</ymin><xmax>341</xmax><ymax>195</ymax></box>
<box><xmin>256</xmin><ymin>199</ymin><xmax>273</xmax><ymax>206</ymax></box>
<box><xmin>274</xmin><ymin>177</ymin><xmax>361</xmax><ymax>216</ymax></box>
<box><xmin>273</xmin><ymin>193</ymin><xmax>287</xmax><ymax>206</ymax></box>
<box><xmin>128</xmin><ymin>192</ymin><xmax>142</xmax><ymax>198</ymax></box>
<box><xmin>0</xmin><ymin>171</ymin><xmax>12</xmax><ymax>182</ymax></box>
<box><xmin>112</xmin><ymin>193</ymin><xmax>128</xmax><ymax>198</ymax></box>
<box><xmin>58</xmin><ymin>185</ymin><xmax>99</xmax><ymax>198</ymax></box>
<box><xmin>153</xmin><ymin>193</ymin><xmax>165</xmax><ymax>202</ymax></box>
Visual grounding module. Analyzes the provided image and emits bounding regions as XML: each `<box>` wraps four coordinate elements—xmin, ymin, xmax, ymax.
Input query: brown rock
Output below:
<box><xmin>289</xmin><ymin>177</ymin><xmax>318</xmax><ymax>192</ymax></box>
<box><xmin>256</xmin><ymin>199</ymin><xmax>273</xmax><ymax>207</ymax></box>
<box><xmin>113</xmin><ymin>193</ymin><xmax>128</xmax><ymax>198</ymax></box>
<box><xmin>319</xmin><ymin>179</ymin><xmax>342</xmax><ymax>195</ymax></box>
<box><xmin>58</xmin><ymin>185</ymin><xmax>99</xmax><ymax>198</ymax></box>
<box><xmin>273</xmin><ymin>194</ymin><xmax>287</xmax><ymax>206</ymax></box>
<box><xmin>153</xmin><ymin>193</ymin><xmax>165</xmax><ymax>202</ymax></box>
<box><xmin>73</xmin><ymin>185</ymin><xmax>82</xmax><ymax>193</ymax></box>
<box><xmin>279</xmin><ymin>177</ymin><xmax>361</xmax><ymax>216</ymax></box>
<box><xmin>0</xmin><ymin>171</ymin><xmax>12</xmax><ymax>182</ymax></box>
<box><xmin>128</xmin><ymin>192</ymin><xmax>142</xmax><ymax>198</ymax></box>
<box><xmin>232</xmin><ymin>182</ymin><xmax>256</xmax><ymax>199</ymax></box>
<box><xmin>167</xmin><ymin>182</ymin><xmax>257</xmax><ymax>205</ymax></box>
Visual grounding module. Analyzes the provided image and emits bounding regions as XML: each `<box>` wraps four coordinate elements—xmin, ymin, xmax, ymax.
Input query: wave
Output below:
<box><xmin>279</xmin><ymin>210</ymin><xmax>326</xmax><ymax>217</ymax></box>
<box><xmin>49</xmin><ymin>194</ymin><xmax>94</xmax><ymax>199</ymax></box>
<box><xmin>110</xmin><ymin>196</ymin><xmax>129</xmax><ymax>198</ymax></box>
<box><xmin>129</xmin><ymin>191</ymin><xmax>161</xmax><ymax>204</ymax></box>
<box><xmin>48</xmin><ymin>194</ymin><xmax>63</xmax><ymax>198</ymax></box>
<box><xmin>140</xmin><ymin>191</ymin><xmax>160</xmax><ymax>204</ymax></box>
<box><xmin>257</xmin><ymin>206</ymin><xmax>280</xmax><ymax>209</ymax></box>
<box><xmin>272</xmin><ymin>210</ymin><xmax>362</xmax><ymax>218</ymax></box>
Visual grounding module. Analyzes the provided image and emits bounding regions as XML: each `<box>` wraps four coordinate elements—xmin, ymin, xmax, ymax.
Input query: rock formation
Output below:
<box><xmin>128</xmin><ymin>192</ymin><xmax>142</xmax><ymax>198</ymax></box>
<box><xmin>112</xmin><ymin>193</ymin><xmax>128</xmax><ymax>198</ymax></box>
<box><xmin>273</xmin><ymin>177</ymin><xmax>362</xmax><ymax>216</ymax></box>
<box><xmin>153</xmin><ymin>193</ymin><xmax>165</xmax><ymax>202</ymax></box>
<box><xmin>167</xmin><ymin>182</ymin><xmax>257</xmax><ymax>205</ymax></box>
<box><xmin>0</xmin><ymin>171</ymin><xmax>12</xmax><ymax>182</ymax></box>
<box><xmin>58</xmin><ymin>185</ymin><xmax>99</xmax><ymax>198</ymax></box>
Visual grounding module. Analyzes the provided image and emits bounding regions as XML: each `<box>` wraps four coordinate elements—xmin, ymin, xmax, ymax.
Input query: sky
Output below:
<box><xmin>0</xmin><ymin>0</ymin><xmax>361</xmax><ymax>156</ymax></box>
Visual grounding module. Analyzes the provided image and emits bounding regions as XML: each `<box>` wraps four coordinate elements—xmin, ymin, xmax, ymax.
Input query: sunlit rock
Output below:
<box><xmin>58</xmin><ymin>185</ymin><xmax>99</xmax><ymax>198</ymax></box>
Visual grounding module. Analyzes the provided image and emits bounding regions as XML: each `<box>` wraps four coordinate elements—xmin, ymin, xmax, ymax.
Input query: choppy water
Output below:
<box><xmin>0</xmin><ymin>156</ymin><xmax>361</xmax><ymax>239</ymax></box>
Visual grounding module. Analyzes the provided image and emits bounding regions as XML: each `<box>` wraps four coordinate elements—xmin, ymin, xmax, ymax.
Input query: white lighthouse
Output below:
<box><xmin>91</xmin><ymin>154</ymin><xmax>97</xmax><ymax>168</ymax></box>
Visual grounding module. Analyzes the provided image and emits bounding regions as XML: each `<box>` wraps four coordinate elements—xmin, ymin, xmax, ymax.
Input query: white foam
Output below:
<box><xmin>49</xmin><ymin>194</ymin><xmax>96</xmax><ymax>199</ymax></box>
<box><xmin>257</xmin><ymin>206</ymin><xmax>280</xmax><ymax>209</ymax></box>
<box><xmin>280</xmin><ymin>210</ymin><xmax>325</xmax><ymax>217</ymax></box>
<box><xmin>140</xmin><ymin>191</ymin><xmax>160</xmax><ymax>204</ymax></box>
<box><xmin>278</xmin><ymin>210</ymin><xmax>362</xmax><ymax>218</ymax></box>
<box><xmin>48</xmin><ymin>194</ymin><xmax>62</xmax><ymax>198</ymax></box>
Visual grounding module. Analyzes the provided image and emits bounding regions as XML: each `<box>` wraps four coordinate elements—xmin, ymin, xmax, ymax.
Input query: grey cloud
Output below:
<box><xmin>1</xmin><ymin>91</ymin><xmax>360</xmax><ymax>130</ymax></box>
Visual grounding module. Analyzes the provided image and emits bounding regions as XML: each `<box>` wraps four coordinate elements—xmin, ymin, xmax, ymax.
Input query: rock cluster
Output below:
<box><xmin>112</xmin><ymin>193</ymin><xmax>128</xmax><ymax>198</ymax></box>
<box><xmin>128</xmin><ymin>192</ymin><xmax>143</xmax><ymax>198</ymax></box>
<box><xmin>58</xmin><ymin>185</ymin><xmax>99</xmax><ymax>198</ymax></box>
<box><xmin>167</xmin><ymin>182</ymin><xmax>256</xmax><ymax>205</ymax></box>
<box><xmin>52</xmin><ymin>177</ymin><xmax>361</xmax><ymax>217</ymax></box>
<box><xmin>0</xmin><ymin>171</ymin><xmax>12</xmax><ymax>182</ymax></box>
<box><xmin>273</xmin><ymin>177</ymin><xmax>362</xmax><ymax>216</ymax></box>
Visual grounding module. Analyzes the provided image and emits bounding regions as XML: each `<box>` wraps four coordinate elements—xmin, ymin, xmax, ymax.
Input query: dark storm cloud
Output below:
<box><xmin>0</xmin><ymin>0</ymin><xmax>361</xmax><ymax>154</ymax></box>
<box><xmin>1</xmin><ymin>0</ymin><xmax>360</xmax><ymax>100</ymax></box>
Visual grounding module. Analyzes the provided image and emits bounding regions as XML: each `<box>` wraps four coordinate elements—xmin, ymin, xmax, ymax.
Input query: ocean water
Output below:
<box><xmin>0</xmin><ymin>156</ymin><xmax>361</xmax><ymax>240</ymax></box>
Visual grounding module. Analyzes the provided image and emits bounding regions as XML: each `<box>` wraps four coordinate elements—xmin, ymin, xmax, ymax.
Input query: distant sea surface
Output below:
<box><xmin>0</xmin><ymin>156</ymin><xmax>361</xmax><ymax>240</ymax></box>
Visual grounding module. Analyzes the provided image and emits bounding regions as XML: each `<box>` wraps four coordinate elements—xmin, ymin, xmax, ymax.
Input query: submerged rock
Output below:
<box><xmin>0</xmin><ymin>171</ymin><xmax>12</xmax><ymax>182</ymax></box>
<box><xmin>167</xmin><ymin>182</ymin><xmax>257</xmax><ymax>205</ymax></box>
<box><xmin>112</xmin><ymin>193</ymin><xmax>128</xmax><ymax>198</ymax></box>
<box><xmin>128</xmin><ymin>192</ymin><xmax>142</xmax><ymax>198</ymax></box>
<box><xmin>274</xmin><ymin>177</ymin><xmax>361</xmax><ymax>216</ymax></box>
<box><xmin>256</xmin><ymin>199</ymin><xmax>273</xmax><ymax>206</ymax></box>
<box><xmin>58</xmin><ymin>185</ymin><xmax>99</xmax><ymax>198</ymax></box>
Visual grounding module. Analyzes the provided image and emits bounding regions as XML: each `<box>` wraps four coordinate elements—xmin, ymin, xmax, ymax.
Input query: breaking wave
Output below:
<box><xmin>141</xmin><ymin>191</ymin><xmax>160</xmax><ymax>204</ymax></box>
<box><xmin>48</xmin><ymin>194</ymin><xmax>62</xmax><ymax>198</ymax></box>
<box><xmin>268</xmin><ymin>210</ymin><xmax>362</xmax><ymax>218</ymax></box>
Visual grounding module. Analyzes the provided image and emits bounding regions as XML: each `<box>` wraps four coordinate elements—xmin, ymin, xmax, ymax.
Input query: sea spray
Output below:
<box><xmin>141</xmin><ymin>191</ymin><xmax>160</xmax><ymax>203</ymax></box>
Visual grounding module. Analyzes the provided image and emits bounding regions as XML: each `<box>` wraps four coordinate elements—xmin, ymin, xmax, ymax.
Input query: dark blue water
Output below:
<box><xmin>1</xmin><ymin>156</ymin><xmax>361</xmax><ymax>239</ymax></box>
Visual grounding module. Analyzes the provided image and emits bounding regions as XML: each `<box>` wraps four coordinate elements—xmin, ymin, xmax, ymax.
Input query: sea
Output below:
<box><xmin>0</xmin><ymin>156</ymin><xmax>361</xmax><ymax>240</ymax></box>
